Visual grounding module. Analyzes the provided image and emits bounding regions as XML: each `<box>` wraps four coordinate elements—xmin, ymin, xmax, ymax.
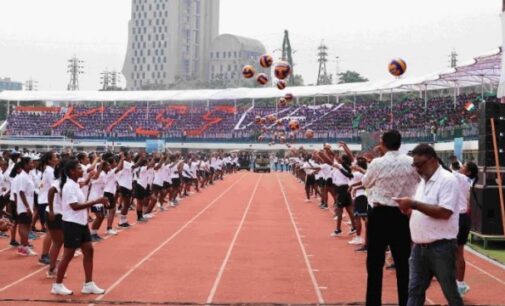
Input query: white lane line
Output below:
<box><xmin>276</xmin><ymin>174</ymin><xmax>325</xmax><ymax>304</ymax></box>
<box><xmin>467</xmin><ymin>260</ymin><xmax>505</xmax><ymax>286</ymax></box>
<box><xmin>89</xmin><ymin>174</ymin><xmax>247</xmax><ymax>306</ymax></box>
<box><xmin>205</xmin><ymin>175</ymin><xmax>262</xmax><ymax>304</ymax></box>
<box><xmin>465</xmin><ymin>246</ymin><xmax>505</xmax><ymax>271</ymax></box>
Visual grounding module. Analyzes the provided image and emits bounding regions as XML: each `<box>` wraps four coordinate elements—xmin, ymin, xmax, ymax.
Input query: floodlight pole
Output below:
<box><xmin>390</xmin><ymin>89</ymin><xmax>394</xmax><ymax>129</ymax></box>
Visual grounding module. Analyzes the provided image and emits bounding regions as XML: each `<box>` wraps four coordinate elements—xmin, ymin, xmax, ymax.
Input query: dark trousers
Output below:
<box><xmin>408</xmin><ymin>240</ymin><xmax>463</xmax><ymax>306</ymax></box>
<box><xmin>366</xmin><ymin>206</ymin><xmax>411</xmax><ymax>306</ymax></box>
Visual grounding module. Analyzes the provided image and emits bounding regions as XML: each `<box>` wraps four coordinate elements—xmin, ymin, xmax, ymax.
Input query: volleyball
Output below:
<box><xmin>388</xmin><ymin>59</ymin><xmax>407</xmax><ymax>77</ymax></box>
<box><xmin>276</xmin><ymin>80</ymin><xmax>287</xmax><ymax>90</ymax></box>
<box><xmin>274</xmin><ymin>61</ymin><xmax>292</xmax><ymax>80</ymax></box>
<box><xmin>278</xmin><ymin>98</ymin><xmax>287</xmax><ymax>107</ymax></box>
<box><xmin>259</xmin><ymin>54</ymin><xmax>273</xmax><ymax>68</ymax></box>
<box><xmin>305</xmin><ymin>129</ymin><xmax>314</xmax><ymax>139</ymax></box>
<box><xmin>255</xmin><ymin>115</ymin><xmax>261</xmax><ymax>124</ymax></box>
<box><xmin>242</xmin><ymin>65</ymin><xmax>256</xmax><ymax>79</ymax></box>
<box><xmin>288</xmin><ymin>119</ymin><xmax>300</xmax><ymax>131</ymax></box>
<box><xmin>284</xmin><ymin>93</ymin><xmax>294</xmax><ymax>102</ymax></box>
<box><xmin>256</xmin><ymin>73</ymin><xmax>269</xmax><ymax>85</ymax></box>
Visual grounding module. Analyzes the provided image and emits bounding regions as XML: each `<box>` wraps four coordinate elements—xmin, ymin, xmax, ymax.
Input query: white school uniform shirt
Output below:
<box><xmin>332</xmin><ymin>166</ymin><xmax>350</xmax><ymax>186</ymax></box>
<box><xmin>302</xmin><ymin>162</ymin><xmax>314</xmax><ymax>175</ymax></box>
<box><xmin>410</xmin><ymin>166</ymin><xmax>460</xmax><ymax>244</ymax></box>
<box><xmin>9</xmin><ymin>173</ymin><xmax>19</xmax><ymax>202</ymax></box>
<box><xmin>46</xmin><ymin>179</ymin><xmax>63</xmax><ymax>215</ymax></box>
<box><xmin>453</xmin><ymin>171</ymin><xmax>472</xmax><ymax>214</ymax></box>
<box><xmin>29</xmin><ymin>168</ymin><xmax>42</xmax><ymax>195</ymax></box>
<box><xmin>62</xmin><ymin>178</ymin><xmax>88</xmax><ymax>226</ymax></box>
<box><xmin>89</xmin><ymin>171</ymin><xmax>106</xmax><ymax>203</ymax></box>
<box><xmin>350</xmin><ymin>171</ymin><xmax>366</xmax><ymax>198</ymax></box>
<box><xmin>79</xmin><ymin>163</ymin><xmax>92</xmax><ymax>199</ymax></box>
<box><xmin>38</xmin><ymin>165</ymin><xmax>55</xmax><ymax>204</ymax></box>
<box><xmin>147</xmin><ymin>167</ymin><xmax>155</xmax><ymax>186</ymax></box>
<box><xmin>182</xmin><ymin>163</ymin><xmax>192</xmax><ymax>179</ymax></box>
<box><xmin>163</xmin><ymin>164</ymin><xmax>173</xmax><ymax>183</ymax></box>
<box><xmin>170</xmin><ymin>163</ymin><xmax>180</xmax><ymax>179</ymax></box>
<box><xmin>319</xmin><ymin>164</ymin><xmax>332</xmax><ymax>180</ymax></box>
<box><xmin>103</xmin><ymin>170</ymin><xmax>119</xmax><ymax>194</ymax></box>
<box><xmin>153</xmin><ymin>167</ymin><xmax>164</xmax><ymax>187</ymax></box>
<box><xmin>190</xmin><ymin>162</ymin><xmax>198</xmax><ymax>178</ymax></box>
<box><xmin>16</xmin><ymin>171</ymin><xmax>35</xmax><ymax>214</ymax></box>
<box><xmin>233</xmin><ymin>157</ymin><xmax>239</xmax><ymax>166</ymax></box>
<box><xmin>117</xmin><ymin>161</ymin><xmax>133</xmax><ymax>190</ymax></box>
<box><xmin>137</xmin><ymin>166</ymin><xmax>149</xmax><ymax>189</ymax></box>
<box><xmin>0</xmin><ymin>170</ymin><xmax>8</xmax><ymax>196</ymax></box>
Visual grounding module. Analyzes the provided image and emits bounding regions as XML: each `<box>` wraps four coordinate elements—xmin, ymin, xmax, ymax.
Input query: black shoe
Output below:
<box><xmin>137</xmin><ymin>217</ymin><xmax>148</xmax><ymax>223</ymax></box>
<box><xmin>91</xmin><ymin>234</ymin><xmax>103</xmax><ymax>242</ymax></box>
<box><xmin>38</xmin><ymin>255</ymin><xmax>50</xmax><ymax>265</ymax></box>
<box><xmin>118</xmin><ymin>223</ymin><xmax>131</xmax><ymax>228</ymax></box>
<box><xmin>10</xmin><ymin>240</ymin><xmax>20</xmax><ymax>247</ymax></box>
<box><xmin>355</xmin><ymin>245</ymin><xmax>368</xmax><ymax>252</ymax></box>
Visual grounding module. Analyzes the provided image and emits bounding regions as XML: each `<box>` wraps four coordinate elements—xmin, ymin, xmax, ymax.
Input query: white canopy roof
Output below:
<box><xmin>0</xmin><ymin>48</ymin><xmax>500</xmax><ymax>103</ymax></box>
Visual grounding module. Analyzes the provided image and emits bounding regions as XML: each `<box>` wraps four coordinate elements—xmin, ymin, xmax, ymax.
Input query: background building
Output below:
<box><xmin>0</xmin><ymin>77</ymin><xmax>22</xmax><ymax>91</ymax></box>
<box><xmin>209</xmin><ymin>34</ymin><xmax>267</xmax><ymax>88</ymax></box>
<box><xmin>122</xmin><ymin>0</ymin><xmax>220</xmax><ymax>90</ymax></box>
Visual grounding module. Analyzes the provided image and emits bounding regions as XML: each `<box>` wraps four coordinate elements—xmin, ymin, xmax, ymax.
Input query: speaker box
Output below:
<box><xmin>478</xmin><ymin>102</ymin><xmax>505</xmax><ymax>167</ymax></box>
<box><xmin>470</xmin><ymin>186</ymin><xmax>505</xmax><ymax>235</ymax></box>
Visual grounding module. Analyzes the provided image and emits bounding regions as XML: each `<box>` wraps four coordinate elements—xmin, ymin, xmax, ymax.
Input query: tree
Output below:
<box><xmin>338</xmin><ymin>70</ymin><xmax>368</xmax><ymax>84</ymax></box>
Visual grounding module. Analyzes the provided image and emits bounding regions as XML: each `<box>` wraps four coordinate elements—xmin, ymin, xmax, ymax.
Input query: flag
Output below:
<box><xmin>464</xmin><ymin>102</ymin><xmax>476</xmax><ymax>112</ymax></box>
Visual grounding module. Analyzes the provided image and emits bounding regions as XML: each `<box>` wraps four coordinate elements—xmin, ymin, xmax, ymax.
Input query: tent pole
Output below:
<box><xmin>207</xmin><ymin>99</ymin><xmax>210</xmax><ymax>110</ymax></box>
<box><xmin>481</xmin><ymin>75</ymin><xmax>485</xmax><ymax>102</ymax></box>
<box><xmin>336</xmin><ymin>95</ymin><xmax>340</xmax><ymax>104</ymax></box>
<box><xmin>296</xmin><ymin>97</ymin><xmax>299</xmax><ymax>105</ymax></box>
<box><xmin>453</xmin><ymin>84</ymin><xmax>457</xmax><ymax>110</ymax></box>
<box><xmin>6</xmin><ymin>101</ymin><xmax>10</xmax><ymax>116</ymax></box>
<box><xmin>353</xmin><ymin>95</ymin><xmax>356</xmax><ymax>113</ymax></box>
<box><xmin>146</xmin><ymin>101</ymin><xmax>149</xmax><ymax>120</ymax></box>
<box><xmin>424</xmin><ymin>86</ymin><xmax>428</xmax><ymax>112</ymax></box>
<box><xmin>390</xmin><ymin>89</ymin><xmax>394</xmax><ymax>129</ymax></box>
<box><xmin>252</xmin><ymin>98</ymin><xmax>255</xmax><ymax>108</ymax></box>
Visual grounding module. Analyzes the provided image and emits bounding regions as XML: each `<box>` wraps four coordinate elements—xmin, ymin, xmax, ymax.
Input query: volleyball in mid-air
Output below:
<box><xmin>259</xmin><ymin>54</ymin><xmax>273</xmax><ymax>68</ymax></box>
<box><xmin>274</xmin><ymin>61</ymin><xmax>292</xmax><ymax>80</ymax></box>
<box><xmin>305</xmin><ymin>129</ymin><xmax>314</xmax><ymax>139</ymax></box>
<box><xmin>256</xmin><ymin>73</ymin><xmax>269</xmax><ymax>85</ymax></box>
<box><xmin>388</xmin><ymin>59</ymin><xmax>407</xmax><ymax>77</ymax></box>
<box><xmin>288</xmin><ymin>119</ymin><xmax>300</xmax><ymax>131</ymax></box>
<box><xmin>276</xmin><ymin>80</ymin><xmax>287</xmax><ymax>90</ymax></box>
<box><xmin>284</xmin><ymin>93</ymin><xmax>294</xmax><ymax>102</ymax></box>
<box><xmin>242</xmin><ymin>65</ymin><xmax>256</xmax><ymax>78</ymax></box>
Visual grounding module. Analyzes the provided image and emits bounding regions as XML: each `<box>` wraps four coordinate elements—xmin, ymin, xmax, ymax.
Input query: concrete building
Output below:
<box><xmin>208</xmin><ymin>34</ymin><xmax>267</xmax><ymax>87</ymax></box>
<box><xmin>122</xmin><ymin>0</ymin><xmax>220</xmax><ymax>90</ymax></box>
<box><xmin>0</xmin><ymin>78</ymin><xmax>22</xmax><ymax>91</ymax></box>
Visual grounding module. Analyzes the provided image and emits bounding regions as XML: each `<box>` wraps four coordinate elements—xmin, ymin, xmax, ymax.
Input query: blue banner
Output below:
<box><xmin>454</xmin><ymin>137</ymin><xmax>463</xmax><ymax>162</ymax></box>
<box><xmin>145</xmin><ymin>140</ymin><xmax>165</xmax><ymax>153</ymax></box>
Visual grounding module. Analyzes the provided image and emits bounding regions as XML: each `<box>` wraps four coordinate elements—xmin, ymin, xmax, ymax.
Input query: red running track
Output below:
<box><xmin>0</xmin><ymin>172</ymin><xmax>504</xmax><ymax>305</ymax></box>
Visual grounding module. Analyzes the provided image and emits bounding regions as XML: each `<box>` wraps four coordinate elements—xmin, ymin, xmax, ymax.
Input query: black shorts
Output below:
<box><xmin>317</xmin><ymin>178</ymin><xmax>326</xmax><ymax>187</ymax></box>
<box><xmin>457</xmin><ymin>213</ymin><xmax>471</xmax><ymax>246</ymax></box>
<box><xmin>134</xmin><ymin>185</ymin><xmax>149</xmax><ymax>199</ymax></box>
<box><xmin>353</xmin><ymin>195</ymin><xmax>369</xmax><ymax>217</ymax></box>
<box><xmin>335</xmin><ymin>185</ymin><xmax>352</xmax><ymax>207</ymax></box>
<box><xmin>152</xmin><ymin>184</ymin><xmax>163</xmax><ymax>192</ymax></box>
<box><xmin>104</xmin><ymin>192</ymin><xmax>116</xmax><ymax>209</ymax></box>
<box><xmin>91</xmin><ymin>206</ymin><xmax>105</xmax><ymax>214</ymax></box>
<box><xmin>118</xmin><ymin>186</ymin><xmax>132</xmax><ymax>197</ymax></box>
<box><xmin>172</xmin><ymin>178</ymin><xmax>181</xmax><ymax>188</ymax></box>
<box><xmin>163</xmin><ymin>181</ymin><xmax>172</xmax><ymax>189</ymax></box>
<box><xmin>17</xmin><ymin>212</ymin><xmax>32</xmax><ymax>225</ymax></box>
<box><xmin>46</xmin><ymin>213</ymin><xmax>63</xmax><ymax>230</ymax></box>
<box><xmin>63</xmin><ymin>221</ymin><xmax>92</xmax><ymax>249</ymax></box>
<box><xmin>8</xmin><ymin>201</ymin><xmax>17</xmax><ymax>221</ymax></box>
<box><xmin>305</xmin><ymin>174</ymin><xmax>316</xmax><ymax>186</ymax></box>
<box><xmin>182</xmin><ymin>177</ymin><xmax>192</xmax><ymax>184</ymax></box>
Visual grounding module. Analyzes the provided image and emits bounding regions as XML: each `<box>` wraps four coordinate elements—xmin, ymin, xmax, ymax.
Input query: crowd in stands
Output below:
<box><xmin>4</xmin><ymin>93</ymin><xmax>489</xmax><ymax>142</ymax></box>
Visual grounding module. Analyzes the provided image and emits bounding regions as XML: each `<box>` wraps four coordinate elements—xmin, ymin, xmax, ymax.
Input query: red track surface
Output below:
<box><xmin>0</xmin><ymin>172</ymin><xmax>504</xmax><ymax>305</ymax></box>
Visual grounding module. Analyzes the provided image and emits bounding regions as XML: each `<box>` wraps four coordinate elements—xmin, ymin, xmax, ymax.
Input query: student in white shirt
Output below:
<box><xmin>38</xmin><ymin>151</ymin><xmax>60</xmax><ymax>265</ymax></box>
<box><xmin>146</xmin><ymin>154</ymin><xmax>165</xmax><ymax>213</ymax></box>
<box><xmin>52</xmin><ymin>159</ymin><xmax>108</xmax><ymax>296</ymax></box>
<box><xmin>88</xmin><ymin>160</ymin><xmax>109</xmax><ymax>241</ymax></box>
<box><xmin>454</xmin><ymin>161</ymin><xmax>478</xmax><ymax>296</ymax></box>
<box><xmin>46</xmin><ymin>164</ymin><xmax>64</xmax><ymax>278</ymax></box>
<box><xmin>331</xmin><ymin>154</ymin><xmax>355</xmax><ymax>237</ymax></box>
<box><xmin>348</xmin><ymin>157</ymin><xmax>368</xmax><ymax>246</ymax></box>
<box><xmin>133</xmin><ymin>158</ymin><xmax>151</xmax><ymax>222</ymax></box>
<box><xmin>6</xmin><ymin>153</ymin><xmax>21</xmax><ymax>247</ymax></box>
<box><xmin>15</xmin><ymin>157</ymin><xmax>37</xmax><ymax>256</ymax></box>
<box><xmin>117</xmin><ymin>151</ymin><xmax>136</xmax><ymax>228</ymax></box>
<box><xmin>103</xmin><ymin>154</ymin><xmax>122</xmax><ymax>235</ymax></box>
<box><xmin>394</xmin><ymin>144</ymin><xmax>462</xmax><ymax>306</ymax></box>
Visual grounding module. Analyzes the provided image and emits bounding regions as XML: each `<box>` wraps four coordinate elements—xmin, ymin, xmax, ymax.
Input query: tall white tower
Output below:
<box><xmin>122</xmin><ymin>0</ymin><xmax>220</xmax><ymax>90</ymax></box>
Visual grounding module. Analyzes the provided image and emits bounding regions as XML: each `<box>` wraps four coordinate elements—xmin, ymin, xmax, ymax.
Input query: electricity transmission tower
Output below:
<box><xmin>281</xmin><ymin>30</ymin><xmax>295</xmax><ymax>85</ymax></box>
<box><xmin>317</xmin><ymin>42</ymin><xmax>332</xmax><ymax>85</ymax></box>
<box><xmin>67</xmin><ymin>55</ymin><xmax>84</xmax><ymax>91</ymax></box>
<box><xmin>449</xmin><ymin>49</ymin><xmax>458</xmax><ymax>68</ymax></box>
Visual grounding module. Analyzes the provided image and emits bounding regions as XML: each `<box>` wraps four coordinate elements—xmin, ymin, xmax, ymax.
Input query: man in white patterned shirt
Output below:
<box><xmin>362</xmin><ymin>130</ymin><xmax>420</xmax><ymax>306</ymax></box>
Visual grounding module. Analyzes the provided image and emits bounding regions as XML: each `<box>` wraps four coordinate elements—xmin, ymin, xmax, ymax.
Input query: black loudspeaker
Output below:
<box><xmin>478</xmin><ymin>102</ymin><xmax>505</xmax><ymax>167</ymax></box>
<box><xmin>470</xmin><ymin>186</ymin><xmax>505</xmax><ymax>235</ymax></box>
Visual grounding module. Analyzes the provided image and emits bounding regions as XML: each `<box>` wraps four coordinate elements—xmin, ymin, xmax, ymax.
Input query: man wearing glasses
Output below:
<box><xmin>362</xmin><ymin>130</ymin><xmax>420</xmax><ymax>306</ymax></box>
<box><xmin>394</xmin><ymin>144</ymin><xmax>463</xmax><ymax>306</ymax></box>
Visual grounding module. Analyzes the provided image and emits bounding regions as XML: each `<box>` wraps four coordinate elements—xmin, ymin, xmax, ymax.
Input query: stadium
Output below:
<box><xmin>0</xmin><ymin>1</ymin><xmax>505</xmax><ymax>305</ymax></box>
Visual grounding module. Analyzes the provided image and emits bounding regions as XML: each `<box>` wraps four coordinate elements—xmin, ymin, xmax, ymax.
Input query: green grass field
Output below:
<box><xmin>468</xmin><ymin>240</ymin><xmax>505</xmax><ymax>265</ymax></box>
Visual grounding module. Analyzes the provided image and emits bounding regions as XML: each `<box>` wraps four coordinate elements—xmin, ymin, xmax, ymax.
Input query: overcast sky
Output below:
<box><xmin>0</xmin><ymin>0</ymin><xmax>501</xmax><ymax>90</ymax></box>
